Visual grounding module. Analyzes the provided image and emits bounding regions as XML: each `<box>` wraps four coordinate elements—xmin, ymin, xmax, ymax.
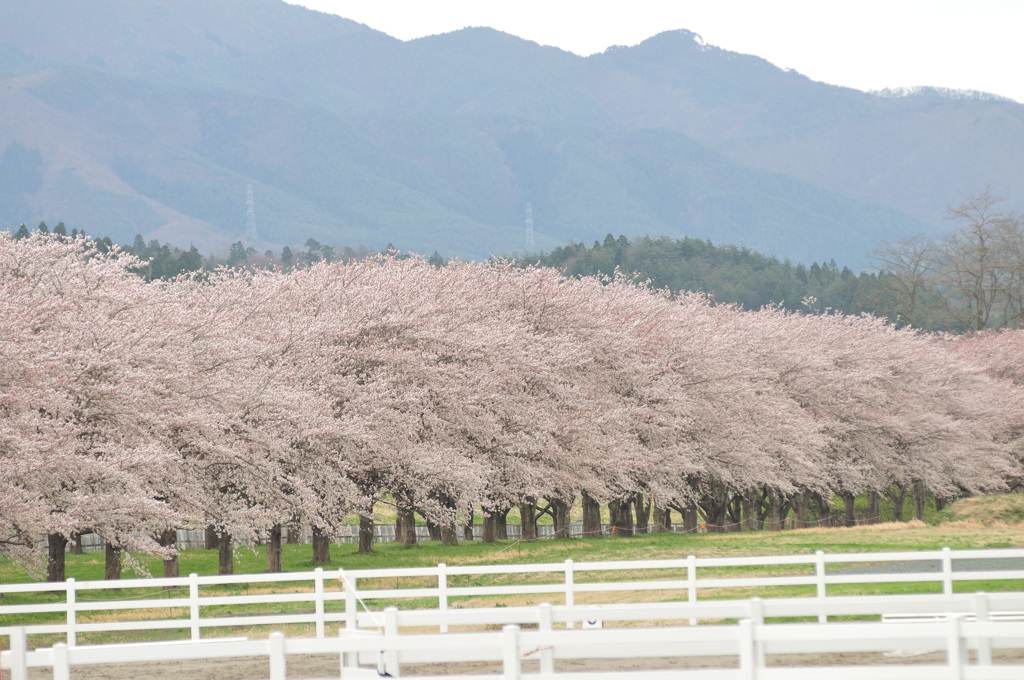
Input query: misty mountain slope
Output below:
<box><xmin>0</xmin><ymin>0</ymin><xmax>369</xmax><ymax>75</ymax></box>
<box><xmin>1</xmin><ymin>0</ymin><xmax>1020</xmax><ymax>262</ymax></box>
<box><xmin>152</xmin><ymin>22</ymin><xmax>1024</xmax><ymax>225</ymax></box>
<box><xmin>720</xmin><ymin>92</ymin><xmax>1024</xmax><ymax>222</ymax></box>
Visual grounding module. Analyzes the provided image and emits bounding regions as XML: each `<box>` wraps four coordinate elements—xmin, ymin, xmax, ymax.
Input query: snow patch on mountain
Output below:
<box><xmin>871</xmin><ymin>86</ymin><xmax>1013</xmax><ymax>103</ymax></box>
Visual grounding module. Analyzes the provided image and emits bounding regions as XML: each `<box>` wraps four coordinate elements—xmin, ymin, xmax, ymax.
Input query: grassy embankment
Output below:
<box><xmin>1</xmin><ymin>495</ymin><xmax>1021</xmax><ymax>646</ymax></box>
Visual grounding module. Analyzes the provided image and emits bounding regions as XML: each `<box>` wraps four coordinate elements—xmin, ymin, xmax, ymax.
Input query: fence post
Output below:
<box><xmin>738</xmin><ymin>619</ymin><xmax>755</xmax><ymax>680</ymax></box>
<box><xmin>52</xmin><ymin>642</ymin><xmax>70</xmax><ymax>680</ymax></box>
<box><xmin>814</xmin><ymin>550</ymin><xmax>826</xmax><ymax>623</ymax></box>
<box><xmin>687</xmin><ymin>554</ymin><xmax>697</xmax><ymax>626</ymax></box>
<box><xmin>564</xmin><ymin>559</ymin><xmax>575</xmax><ymax>628</ymax></box>
<box><xmin>941</xmin><ymin>547</ymin><xmax>954</xmax><ymax>597</ymax></box>
<box><xmin>338</xmin><ymin>625</ymin><xmax>355</xmax><ymax>672</ymax></box>
<box><xmin>65</xmin><ymin>578</ymin><xmax>76</xmax><ymax>647</ymax></box>
<box><xmin>538</xmin><ymin>603</ymin><xmax>555</xmax><ymax>675</ymax></box>
<box><xmin>383</xmin><ymin>606</ymin><xmax>400</xmax><ymax>678</ymax></box>
<box><xmin>946</xmin><ymin>614</ymin><xmax>964</xmax><ymax>680</ymax></box>
<box><xmin>438</xmin><ymin>563</ymin><xmax>448</xmax><ymax>633</ymax></box>
<box><xmin>974</xmin><ymin>591</ymin><xmax>992</xmax><ymax>666</ymax></box>
<box><xmin>189</xmin><ymin>573</ymin><xmax>201</xmax><ymax>640</ymax></box>
<box><xmin>502</xmin><ymin>625</ymin><xmax>521</xmax><ymax>680</ymax></box>
<box><xmin>314</xmin><ymin>567</ymin><xmax>325</xmax><ymax>638</ymax></box>
<box><xmin>749</xmin><ymin>598</ymin><xmax>766</xmax><ymax>669</ymax></box>
<box><xmin>8</xmin><ymin>627</ymin><xmax>28</xmax><ymax>680</ymax></box>
<box><xmin>268</xmin><ymin>631</ymin><xmax>286</xmax><ymax>680</ymax></box>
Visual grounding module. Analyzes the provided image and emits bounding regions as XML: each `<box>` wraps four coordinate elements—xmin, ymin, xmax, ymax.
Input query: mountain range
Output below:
<box><xmin>1</xmin><ymin>0</ymin><xmax>1022</xmax><ymax>264</ymax></box>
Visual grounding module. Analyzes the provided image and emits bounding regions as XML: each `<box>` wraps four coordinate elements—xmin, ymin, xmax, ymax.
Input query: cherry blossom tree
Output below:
<box><xmin>0</xmin><ymin>233</ymin><xmax>181</xmax><ymax>578</ymax></box>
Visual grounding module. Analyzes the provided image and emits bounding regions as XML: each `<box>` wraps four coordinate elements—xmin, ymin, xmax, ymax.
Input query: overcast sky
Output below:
<box><xmin>288</xmin><ymin>0</ymin><xmax>1024</xmax><ymax>104</ymax></box>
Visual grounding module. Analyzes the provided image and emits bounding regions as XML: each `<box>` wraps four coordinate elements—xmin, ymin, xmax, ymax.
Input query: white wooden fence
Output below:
<box><xmin>2</xmin><ymin>547</ymin><xmax>1023</xmax><ymax>678</ymax></box>
<box><xmin>4</xmin><ymin>607</ymin><xmax>1024</xmax><ymax>679</ymax></box>
<box><xmin>5</xmin><ymin>546</ymin><xmax>1022</xmax><ymax>644</ymax></box>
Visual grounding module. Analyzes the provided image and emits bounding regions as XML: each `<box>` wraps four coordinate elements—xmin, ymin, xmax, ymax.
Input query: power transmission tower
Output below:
<box><xmin>525</xmin><ymin>202</ymin><xmax>535</xmax><ymax>252</ymax></box>
<box><xmin>245</xmin><ymin>184</ymin><xmax>257</xmax><ymax>241</ymax></box>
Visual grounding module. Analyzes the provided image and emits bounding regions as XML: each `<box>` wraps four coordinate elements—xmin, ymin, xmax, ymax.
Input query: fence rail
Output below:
<box><xmin>1</xmin><ymin>547</ymin><xmax>1023</xmax><ymax>647</ymax></box>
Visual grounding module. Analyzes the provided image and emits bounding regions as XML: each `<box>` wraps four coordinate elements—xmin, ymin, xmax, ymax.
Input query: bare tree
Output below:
<box><xmin>869</xmin><ymin>235</ymin><xmax>939</xmax><ymax>328</ymax></box>
<box><xmin>939</xmin><ymin>189</ymin><xmax>1016</xmax><ymax>331</ymax></box>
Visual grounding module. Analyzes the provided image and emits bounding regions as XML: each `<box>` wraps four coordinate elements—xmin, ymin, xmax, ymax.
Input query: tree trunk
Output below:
<box><xmin>608</xmin><ymin>499</ymin><xmax>634</xmax><ymax>537</ymax></box>
<box><xmin>104</xmin><ymin>541</ymin><xmax>122</xmax><ymax>581</ymax></box>
<box><xmin>159</xmin><ymin>529</ymin><xmax>180</xmax><ymax>580</ymax></box>
<box><xmin>267</xmin><ymin>524</ymin><xmax>283</xmax><ymax>572</ymax></box>
<box><xmin>867</xmin><ymin>490</ymin><xmax>880</xmax><ymax>524</ymax></box>
<box><xmin>426</xmin><ymin>519</ymin><xmax>442</xmax><ymax>542</ymax></box>
<box><xmin>888</xmin><ymin>484</ymin><xmax>908</xmax><ymax>522</ymax></box>
<box><xmin>814</xmin><ymin>494</ymin><xmax>833</xmax><ymax>527</ymax></box>
<box><xmin>495</xmin><ymin>507</ymin><xmax>510</xmax><ymax>540</ymax></box>
<box><xmin>708</xmin><ymin>501</ymin><xmax>729</xmax><ymax>533</ymax></box>
<box><xmin>397</xmin><ymin>508</ymin><xmax>417</xmax><ymax>546</ymax></box>
<box><xmin>766</xmin><ymin>489</ymin><xmax>784</xmax><ymax>532</ymax></box>
<box><xmin>69</xmin><ymin>532</ymin><xmax>84</xmax><ymax>555</ymax></box>
<box><xmin>726</xmin><ymin>494</ymin><xmax>743</xmax><ymax>531</ymax></box>
<box><xmin>840</xmin><ymin>491</ymin><xmax>856</xmax><ymax>527</ymax></box>
<box><xmin>286</xmin><ymin>516</ymin><xmax>301</xmax><ymax>544</ymax></box>
<box><xmin>218</xmin><ymin>532</ymin><xmax>233</xmax><ymax>575</ymax></box>
<box><xmin>519</xmin><ymin>501</ymin><xmax>537</xmax><ymax>541</ymax></box>
<box><xmin>551</xmin><ymin>498</ymin><xmax>571</xmax><ymax>539</ymax></box>
<box><xmin>912</xmin><ymin>481</ymin><xmax>927</xmax><ymax>521</ymax></box>
<box><xmin>358</xmin><ymin>514</ymin><xmax>375</xmax><ymax>554</ymax></box>
<box><xmin>793</xmin><ymin>492</ymin><xmax>810</xmax><ymax>529</ymax></box>
<box><xmin>701</xmin><ymin>481</ymin><xmax>729</xmax><ymax>533</ymax></box>
<box><xmin>47</xmin><ymin>533</ymin><xmax>67</xmax><ymax>582</ymax></box>
<box><xmin>651</xmin><ymin>506</ymin><xmax>666</xmax><ymax>533</ymax></box>
<box><xmin>482</xmin><ymin>513</ymin><xmax>497</xmax><ymax>544</ymax></box>
<box><xmin>634</xmin><ymin>492</ymin><xmax>651</xmax><ymax>535</ymax></box>
<box><xmin>581</xmin><ymin>492</ymin><xmax>602</xmax><ymax>538</ymax></box>
<box><xmin>312</xmin><ymin>526</ymin><xmax>331</xmax><ymax>563</ymax></box>
<box><xmin>935</xmin><ymin>496</ymin><xmax>947</xmax><ymax>513</ymax></box>
<box><xmin>205</xmin><ymin>524</ymin><xmax>220</xmax><ymax>550</ymax></box>
<box><xmin>441</xmin><ymin>521</ymin><xmax>459</xmax><ymax>547</ymax></box>
<box><xmin>683</xmin><ymin>505</ymin><xmax>699</xmax><ymax>533</ymax></box>
<box><xmin>463</xmin><ymin>512</ymin><xmax>474</xmax><ymax>542</ymax></box>
<box><xmin>741</xmin><ymin>493</ymin><xmax>758</xmax><ymax>532</ymax></box>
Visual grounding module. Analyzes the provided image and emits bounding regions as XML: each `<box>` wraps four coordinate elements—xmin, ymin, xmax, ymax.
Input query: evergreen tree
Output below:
<box><xmin>227</xmin><ymin>241</ymin><xmax>247</xmax><ymax>268</ymax></box>
<box><xmin>53</xmin><ymin>222</ymin><xmax>67</xmax><ymax>238</ymax></box>
<box><xmin>37</xmin><ymin>221</ymin><xmax>49</xmax><ymax>235</ymax></box>
<box><xmin>132</xmin><ymin>234</ymin><xmax>147</xmax><ymax>255</ymax></box>
<box><xmin>14</xmin><ymin>223</ymin><xmax>30</xmax><ymax>240</ymax></box>
<box><xmin>178</xmin><ymin>246</ymin><xmax>202</xmax><ymax>274</ymax></box>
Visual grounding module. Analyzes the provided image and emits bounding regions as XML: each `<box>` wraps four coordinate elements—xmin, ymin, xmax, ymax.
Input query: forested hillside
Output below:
<box><xmin>534</xmin><ymin>234</ymin><xmax>879</xmax><ymax>316</ymax></box>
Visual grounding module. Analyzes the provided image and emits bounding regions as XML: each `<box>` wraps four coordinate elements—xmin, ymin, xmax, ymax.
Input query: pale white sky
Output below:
<box><xmin>289</xmin><ymin>0</ymin><xmax>1024</xmax><ymax>103</ymax></box>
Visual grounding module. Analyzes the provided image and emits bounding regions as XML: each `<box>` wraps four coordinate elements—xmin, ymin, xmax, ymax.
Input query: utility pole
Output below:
<box><xmin>525</xmin><ymin>202</ymin><xmax>535</xmax><ymax>252</ymax></box>
<box><xmin>245</xmin><ymin>184</ymin><xmax>257</xmax><ymax>241</ymax></box>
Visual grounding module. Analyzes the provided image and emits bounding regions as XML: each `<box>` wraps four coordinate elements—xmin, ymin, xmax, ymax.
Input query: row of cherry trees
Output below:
<box><xmin>2</xmin><ymin>233</ymin><xmax>1022</xmax><ymax>580</ymax></box>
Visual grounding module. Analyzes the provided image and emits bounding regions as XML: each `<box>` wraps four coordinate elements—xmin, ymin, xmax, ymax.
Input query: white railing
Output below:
<box><xmin>1</xmin><ymin>547</ymin><xmax>1022</xmax><ymax>646</ymax></box>
<box><xmin>4</xmin><ymin>609</ymin><xmax>1024</xmax><ymax>680</ymax></box>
